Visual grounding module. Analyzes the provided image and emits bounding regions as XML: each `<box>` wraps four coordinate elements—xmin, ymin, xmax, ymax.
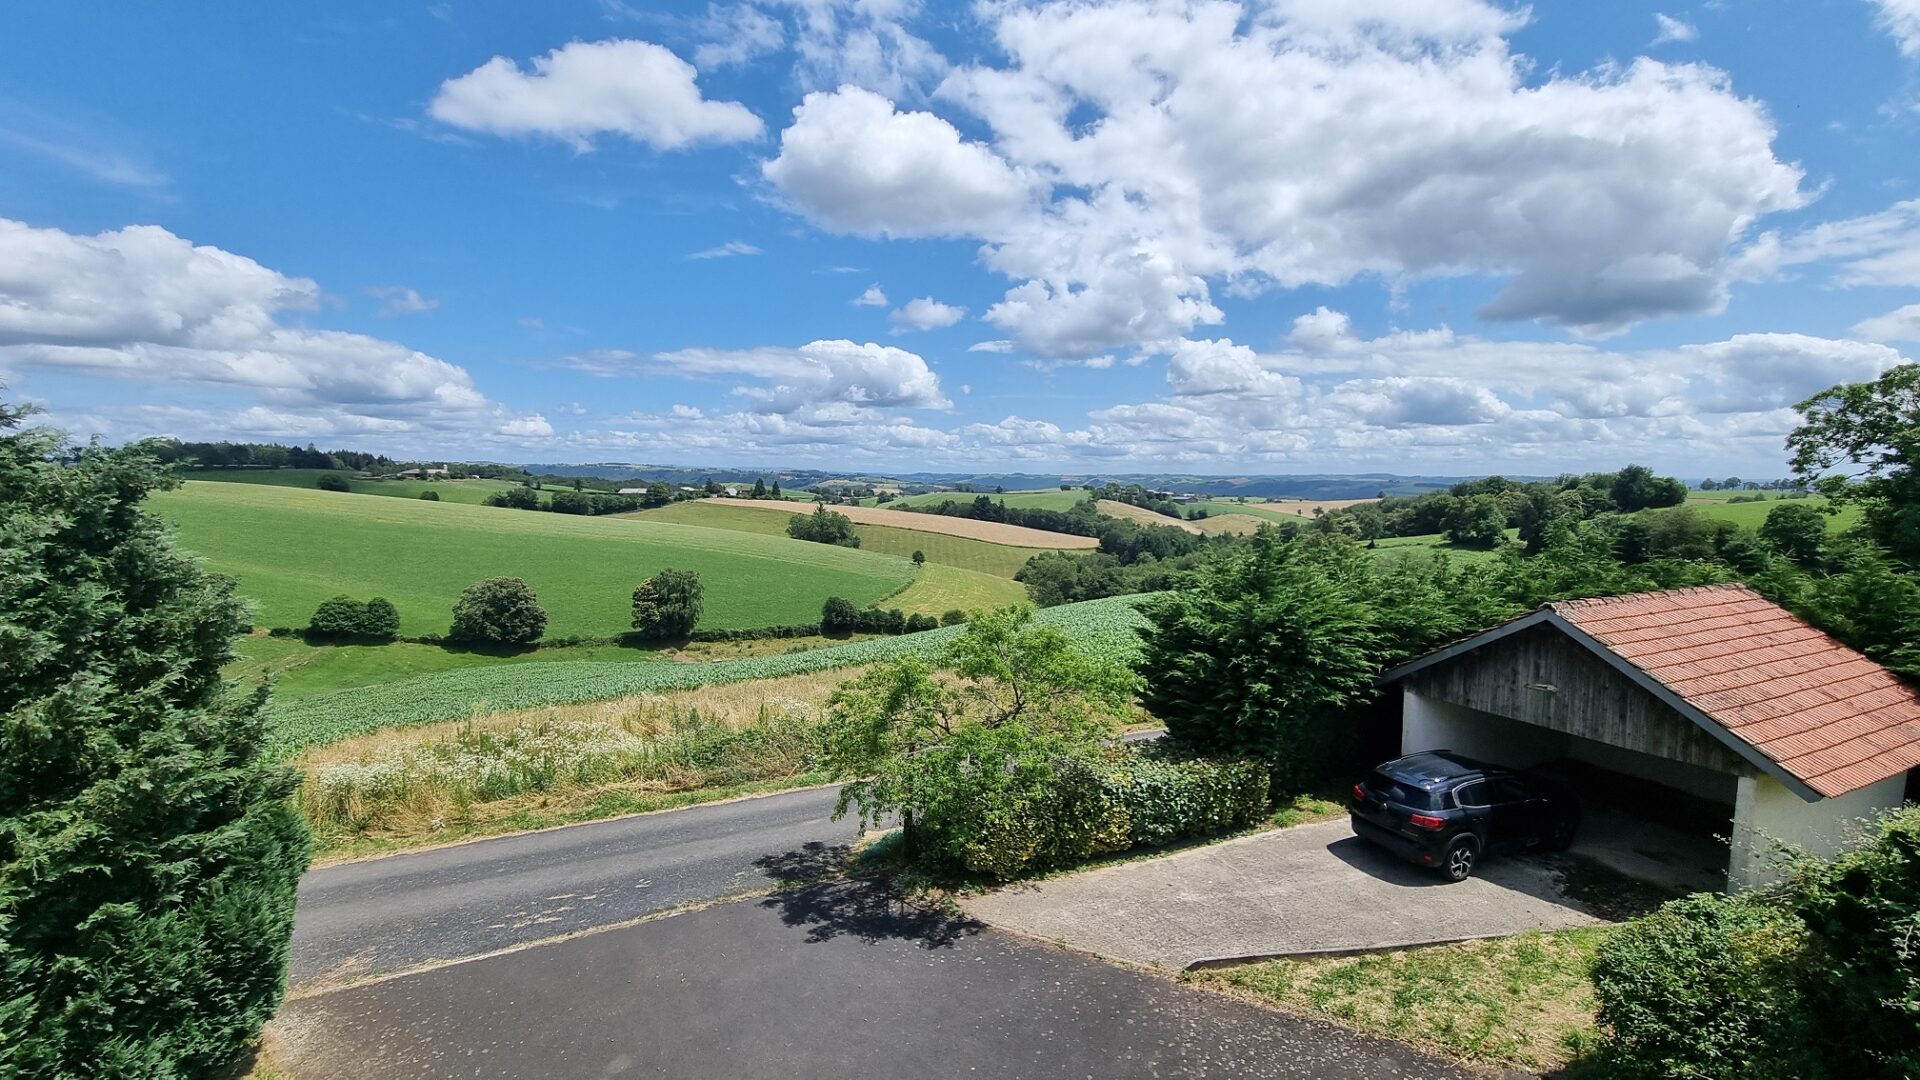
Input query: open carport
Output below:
<box><xmin>1381</xmin><ymin>584</ymin><xmax>1920</xmax><ymax>891</ymax></box>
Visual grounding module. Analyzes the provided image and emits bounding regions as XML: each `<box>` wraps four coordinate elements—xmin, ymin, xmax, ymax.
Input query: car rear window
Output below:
<box><xmin>1365</xmin><ymin>771</ymin><xmax>1444</xmax><ymax>811</ymax></box>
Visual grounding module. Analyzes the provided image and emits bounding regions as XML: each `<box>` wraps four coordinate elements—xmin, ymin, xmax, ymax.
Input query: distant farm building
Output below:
<box><xmin>1382</xmin><ymin>584</ymin><xmax>1920</xmax><ymax>891</ymax></box>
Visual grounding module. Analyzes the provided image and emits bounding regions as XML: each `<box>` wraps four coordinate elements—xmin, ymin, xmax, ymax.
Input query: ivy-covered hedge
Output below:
<box><xmin>938</xmin><ymin>745</ymin><xmax>1269</xmax><ymax>880</ymax></box>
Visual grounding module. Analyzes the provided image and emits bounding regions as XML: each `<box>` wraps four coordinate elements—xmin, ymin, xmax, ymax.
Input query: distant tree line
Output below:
<box><xmin>147</xmin><ymin>437</ymin><xmax>396</xmax><ymax>472</ymax></box>
<box><xmin>1308</xmin><ymin>464</ymin><xmax>1695</xmax><ymax>550</ymax></box>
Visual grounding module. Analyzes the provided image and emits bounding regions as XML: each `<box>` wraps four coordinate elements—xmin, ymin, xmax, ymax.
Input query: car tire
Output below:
<box><xmin>1544</xmin><ymin>811</ymin><xmax>1579</xmax><ymax>852</ymax></box>
<box><xmin>1441</xmin><ymin>836</ymin><xmax>1479</xmax><ymax>882</ymax></box>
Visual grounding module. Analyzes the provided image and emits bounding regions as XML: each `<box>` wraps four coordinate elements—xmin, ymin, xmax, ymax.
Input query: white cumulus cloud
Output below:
<box><xmin>430</xmin><ymin>39</ymin><xmax>763</xmax><ymax>151</ymax></box>
<box><xmin>889</xmin><ymin>296</ymin><xmax>966</xmax><ymax>332</ymax></box>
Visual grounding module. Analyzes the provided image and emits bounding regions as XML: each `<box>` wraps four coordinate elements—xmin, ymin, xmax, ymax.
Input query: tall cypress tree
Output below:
<box><xmin>0</xmin><ymin>400</ymin><xmax>310</xmax><ymax>1076</ymax></box>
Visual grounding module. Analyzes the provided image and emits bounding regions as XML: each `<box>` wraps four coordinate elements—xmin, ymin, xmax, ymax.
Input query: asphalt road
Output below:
<box><xmin>290</xmin><ymin>785</ymin><xmax>857</xmax><ymax>987</ymax></box>
<box><xmin>278</xmin><ymin>877</ymin><xmax>1473</xmax><ymax>1080</ymax></box>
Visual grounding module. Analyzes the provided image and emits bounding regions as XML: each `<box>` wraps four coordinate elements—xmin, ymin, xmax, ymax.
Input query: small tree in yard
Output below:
<box><xmin>823</xmin><ymin>607</ymin><xmax>1138</xmax><ymax>862</ymax></box>
<box><xmin>449</xmin><ymin>577</ymin><xmax>547</xmax><ymax>644</ymax></box>
<box><xmin>1760</xmin><ymin>501</ymin><xmax>1829</xmax><ymax>566</ymax></box>
<box><xmin>0</xmin><ymin>402</ymin><xmax>310</xmax><ymax>1075</ymax></box>
<box><xmin>632</xmin><ymin>569</ymin><xmax>703</xmax><ymax>639</ymax></box>
<box><xmin>1137</xmin><ymin>530</ymin><xmax>1380</xmax><ymax>791</ymax></box>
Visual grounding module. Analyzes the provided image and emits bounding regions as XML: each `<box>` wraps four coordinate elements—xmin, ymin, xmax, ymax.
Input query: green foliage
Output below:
<box><xmin>822</xmin><ymin>607</ymin><xmax>1141</xmax><ymax>873</ymax></box>
<box><xmin>821</xmin><ymin>595</ymin><xmax>859</xmax><ymax>633</ymax></box>
<box><xmin>787</xmin><ymin>505</ymin><xmax>861</xmax><ymax>547</ymax></box>
<box><xmin>630</xmin><ymin>568</ymin><xmax>704</xmax><ymax>639</ymax></box>
<box><xmin>1105</xmin><ymin>747</ymin><xmax>1271</xmax><ymax>849</ymax></box>
<box><xmin>1610</xmin><ymin>463</ymin><xmax>1689</xmax><ymax>512</ymax></box>
<box><xmin>1444</xmin><ymin>493</ymin><xmax>1509</xmax><ymax>549</ymax></box>
<box><xmin>362</xmin><ymin>597</ymin><xmax>400</xmax><ymax>639</ymax></box>
<box><xmin>307</xmin><ymin>595</ymin><xmax>400</xmax><ymax>640</ymax></box>
<box><xmin>911</xmin><ymin>549</ymin><xmax>925</xmax><ymax>565</ymax></box>
<box><xmin>314</xmin><ymin>471</ymin><xmax>350</xmax><ymax>492</ymax></box>
<box><xmin>0</xmin><ymin>404</ymin><xmax>310</xmax><ymax>1076</ymax></box>
<box><xmin>1591</xmin><ymin>894</ymin><xmax>1816</xmax><ymax>1078</ymax></box>
<box><xmin>1592</xmin><ymin>807</ymin><xmax>1920</xmax><ymax>1079</ymax></box>
<box><xmin>268</xmin><ymin>595</ymin><xmax>1153</xmax><ymax>755</ymax></box>
<box><xmin>1791</xmin><ymin>807</ymin><xmax>1920</xmax><ymax>1079</ymax></box>
<box><xmin>483</xmin><ymin>484</ymin><xmax>542</xmax><ymax>510</ymax></box>
<box><xmin>1137</xmin><ymin>533</ymin><xmax>1382</xmax><ymax>790</ymax></box>
<box><xmin>449</xmin><ymin>576</ymin><xmax>548</xmax><ymax>644</ymax></box>
<box><xmin>1789</xmin><ymin>362</ymin><xmax>1920</xmax><ymax>566</ymax></box>
<box><xmin>940</xmin><ymin>609</ymin><xmax>967</xmax><ymax>626</ymax></box>
<box><xmin>904</xmin><ymin>612</ymin><xmax>939</xmax><ymax>633</ymax></box>
<box><xmin>1760</xmin><ymin>501</ymin><xmax>1830</xmax><ymax>566</ymax></box>
<box><xmin>419</xmin><ymin>489</ymin><xmax>440</xmax><ymax>501</ymax></box>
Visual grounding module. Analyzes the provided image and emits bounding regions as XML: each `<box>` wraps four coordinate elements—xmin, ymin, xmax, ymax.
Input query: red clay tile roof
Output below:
<box><xmin>1550</xmin><ymin>584</ymin><xmax>1920</xmax><ymax>799</ymax></box>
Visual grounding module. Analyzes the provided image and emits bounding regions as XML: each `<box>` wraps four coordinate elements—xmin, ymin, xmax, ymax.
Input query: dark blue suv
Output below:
<box><xmin>1348</xmin><ymin>751</ymin><xmax>1579</xmax><ymax>881</ymax></box>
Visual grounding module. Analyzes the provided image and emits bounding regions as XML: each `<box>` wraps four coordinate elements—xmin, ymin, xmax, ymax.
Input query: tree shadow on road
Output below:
<box><xmin>754</xmin><ymin>842</ymin><xmax>983</xmax><ymax>950</ymax></box>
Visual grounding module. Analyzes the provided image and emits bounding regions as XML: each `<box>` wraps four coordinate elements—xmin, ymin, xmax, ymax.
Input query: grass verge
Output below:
<box><xmin>1188</xmin><ymin>928</ymin><xmax>1613</xmax><ymax>1073</ymax></box>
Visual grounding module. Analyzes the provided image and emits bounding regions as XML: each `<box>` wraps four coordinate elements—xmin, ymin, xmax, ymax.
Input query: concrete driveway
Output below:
<box><xmin>962</xmin><ymin>819</ymin><xmax>1610</xmax><ymax>970</ymax></box>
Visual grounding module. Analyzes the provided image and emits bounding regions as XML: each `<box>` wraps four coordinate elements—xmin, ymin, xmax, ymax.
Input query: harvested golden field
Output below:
<box><xmin>1191</xmin><ymin>513</ymin><xmax>1272</xmax><ymax>536</ymax></box>
<box><xmin>1094</xmin><ymin>500</ymin><xmax>1203</xmax><ymax>532</ymax></box>
<box><xmin>720</xmin><ymin>498</ymin><xmax>1099</xmax><ymax>548</ymax></box>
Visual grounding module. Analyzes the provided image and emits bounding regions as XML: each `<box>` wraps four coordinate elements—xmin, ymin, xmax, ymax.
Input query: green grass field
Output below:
<box><xmin>1187</xmin><ymin>501</ymin><xmax>1311</xmax><ymax>524</ymax></box>
<box><xmin>153</xmin><ymin>482</ymin><xmax>914</xmax><ymax>637</ymax></box>
<box><xmin>1367</xmin><ymin>531</ymin><xmax>1510</xmax><ymax>564</ymax></box>
<box><xmin>632</xmin><ymin>500</ymin><xmax>1056</xmax><ymax>577</ymax></box>
<box><xmin>181</xmin><ymin>467</ymin><xmax>524</xmax><ymax>505</ymax></box>
<box><xmin>1668</xmin><ymin>494</ymin><xmax>1858</xmax><ymax>530</ymax></box>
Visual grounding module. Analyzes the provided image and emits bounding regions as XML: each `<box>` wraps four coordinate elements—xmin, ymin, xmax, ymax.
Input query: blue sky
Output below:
<box><xmin>2</xmin><ymin>0</ymin><xmax>1918</xmax><ymax>476</ymax></box>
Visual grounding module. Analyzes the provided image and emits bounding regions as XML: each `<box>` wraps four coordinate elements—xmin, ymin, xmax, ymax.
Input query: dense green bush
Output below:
<box><xmin>449</xmin><ymin>576</ymin><xmax>547</xmax><ymax>644</ymax></box>
<box><xmin>314</xmin><ymin>472</ymin><xmax>349</xmax><ymax>491</ymax></box>
<box><xmin>1592</xmin><ymin>894</ymin><xmax>1817</xmax><ymax>1077</ymax></box>
<box><xmin>1</xmin><ymin>404</ymin><xmax>310</xmax><ymax>1076</ymax></box>
<box><xmin>631</xmin><ymin>568</ymin><xmax>704</xmax><ymax>639</ymax></box>
<box><xmin>787</xmin><ymin>505</ymin><xmax>861</xmax><ymax>547</ymax></box>
<box><xmin>904</xmin><ymin>613</ymin><xmax>939</xmax><ymax>633</ymax></box>
<box><xmin>1792</xmin><ymin>807</ymin><xmax>1920</xmax><ymax>1079</ymax></box>
<box><xmin>306</xmin><ymin>595</ymin><xmax>400</xmax><ymax>640</ymax></box>
<box><xmin>930</xmin><ymin>746</ymin><xmax>1270</xmax><ymax>880</ymax></box>
<box><xmin>941</xmin><ymin>609</ymin><xmax>967</xmax><ymax>626</ymax></box>
<box><xmin>1592</xmin><ymin>807</ymin><xmax>1920</xmax><ymax>1079</ymax></box>
<box><xmin>419</xmin><ymin>489</ymin><xmax>440</xmax><ymax>501</ymax></box>
<box><xmin>821</xmin><ymin>595</ymin><xmax>859</xmax><ymax>633</ymax></box>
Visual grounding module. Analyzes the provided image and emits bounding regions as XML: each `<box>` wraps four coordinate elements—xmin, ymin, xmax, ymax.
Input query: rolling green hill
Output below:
<box><xmin>880</xmin><ymin>488</ymin><xmax>1092</xmax><ymax>511</ymax></box>
<box><xmin>181</xmin><ymin>468</ymin><xmax>524</xmax><ymax>505</ymax></box>
<box><xmin>152</xmin><ymin>482</ymin><xmax>914</xmax><ymax>637</ymax></box>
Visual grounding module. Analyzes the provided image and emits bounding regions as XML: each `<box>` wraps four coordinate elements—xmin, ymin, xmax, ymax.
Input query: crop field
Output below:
<box><xmin>152</xmin><ymin>482</ymin><xmax>913</xmax><ymax>637</ymax></box>
<box><xmin>883</xmin><ymin>488</ymin><xmax>1091</xmax><ymax>511</ymax></box>
<box><xmin>265</xmin><ymin>594</ymin><xmax>1154</xmax><ymax>755</ymax></box>
<box><xmin>886</xmin><ymin>562</ymin><xmax>1031</xmax><ymax>614</ymax></box>
<box><xmin>180</xmin><ymin>468</ymin><xmax>523</xmax><ymax>505</ymax></box>
<box><xmin>1094</xmin><ymin>499</ymin><xmax>1202</xmax><ymax>532</ymax></box>
<box><xmin>632</xmin><ymin>500</ymin><xmax>1057</xmax><ymax>576</ymax></box>
<box><xmin>228</xmin><ymin>634</ymin><xmax>673</xmax><ymax>703</ymax></box>
<box><xmin>1191</xmin><ymin>513</ymin><xmax>1272</xmax><ymax>536</ymax></box>
<box><xmin>710</xmin><ymin>498</ymin><xmax>1099</xmax><ymax>548</ymax></box>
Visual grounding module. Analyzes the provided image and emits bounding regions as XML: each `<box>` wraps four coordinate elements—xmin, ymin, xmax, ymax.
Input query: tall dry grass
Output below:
<box><xmin>298</xmin><ymin>669</ymin><xmax>853</xmax><ymax>840</ymax></box>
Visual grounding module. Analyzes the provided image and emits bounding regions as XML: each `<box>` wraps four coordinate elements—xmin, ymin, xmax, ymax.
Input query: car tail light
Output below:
<box><xmin>1351</xmin><ymin>783</ymin><xmax>1367</xmax><ymax>802</ymax></box>
<box><xmin>1408</xmin><ymin>813</ymin><xmax>1446</xmax><ymax>830</ymax></box>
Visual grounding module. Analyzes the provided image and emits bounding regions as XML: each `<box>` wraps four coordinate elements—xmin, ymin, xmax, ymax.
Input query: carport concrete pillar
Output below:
<box><xmin>1728</xmin><ymin>772</ymin><xmax>1906</xmax><ymax>891</ymax></box>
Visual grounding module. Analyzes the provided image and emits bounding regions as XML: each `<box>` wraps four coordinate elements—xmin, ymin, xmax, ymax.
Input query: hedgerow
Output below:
<box><xmin>266</xmin><ymin>594</ymin><xmax>1152</xmax><ymax>756</ymax></box>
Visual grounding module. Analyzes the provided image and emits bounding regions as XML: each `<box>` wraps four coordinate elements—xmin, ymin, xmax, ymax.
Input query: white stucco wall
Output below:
<box><xmin>1729</xmin><ymin>771</ymin><xmax>1908</xmax><ymax>890</ymax></box>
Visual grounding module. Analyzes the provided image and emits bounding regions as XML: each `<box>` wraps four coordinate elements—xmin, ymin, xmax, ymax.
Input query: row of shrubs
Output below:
<box><xmin>297</xmin><ymin>580</ymin><xmax>970</xmax><ymax>648</ymax></box>
<box><xmin>1591</xmin><ymin>806</ymin><xmax>1919</xmax><ymax>1079</ymax></box>
<box><xmin>922</xmin><ymin>744</ymin><xmax>1271</xmax><ymax>880</ymax></box>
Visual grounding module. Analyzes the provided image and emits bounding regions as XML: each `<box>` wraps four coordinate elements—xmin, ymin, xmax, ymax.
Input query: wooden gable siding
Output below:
<box><xmin>1402</xmin><ymin>623</ymin><xmax>1748</xmax><ymax>775</ymax></box>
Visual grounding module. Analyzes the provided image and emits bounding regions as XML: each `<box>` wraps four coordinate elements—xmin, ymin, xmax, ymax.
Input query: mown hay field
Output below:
<box><xmin>633</xmin><ymin>500</ymin><xmax>1060</xmax><ymax>576</ymax></box>
<box><xmin>713</xmin><ymin>497</ymin><xmax>1099</xmax><ymax>547</ymax></box>
<box><xmin>153</xmin><ymin>482</ymin><xmax>914</xmax><ymax>638</ymax></box>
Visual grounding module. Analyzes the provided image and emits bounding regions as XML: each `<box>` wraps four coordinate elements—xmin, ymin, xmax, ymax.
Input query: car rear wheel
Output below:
<box><xmin>1544</xmin><ymin>811</ymin><xmax>1579</xmax><ymax>852</ymax></box>
<box><xmin>1442</xmin><ymin>837</ymin><xmax>1478</xmax><ymax>882</ymax></box>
